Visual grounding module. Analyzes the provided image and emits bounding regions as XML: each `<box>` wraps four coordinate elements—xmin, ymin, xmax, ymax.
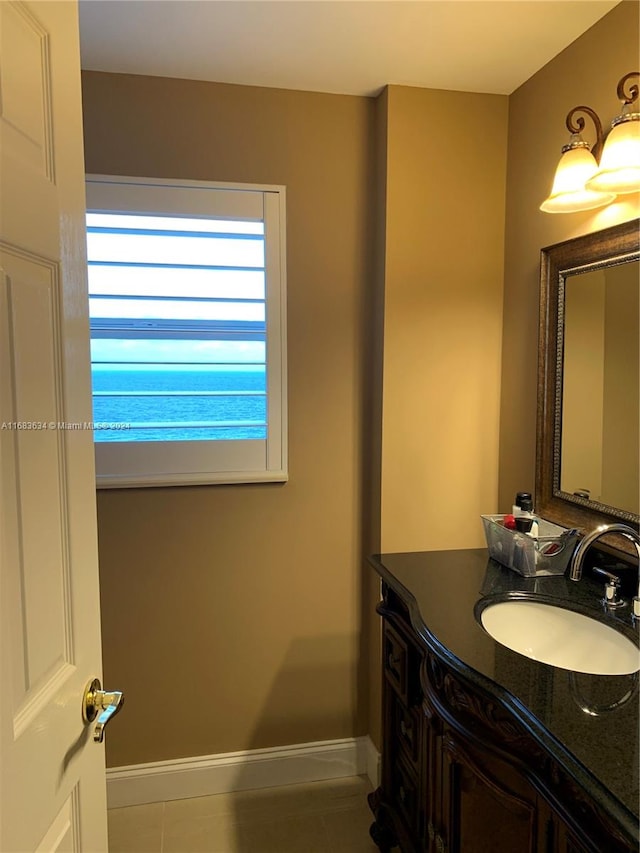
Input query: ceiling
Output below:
<box><xmin>78</xmin><ymin>0</ymin><xmax>619</xmax><ymax>98</ymax></box>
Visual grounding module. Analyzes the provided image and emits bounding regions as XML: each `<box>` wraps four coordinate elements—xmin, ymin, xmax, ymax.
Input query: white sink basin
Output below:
<box><xmin>479</xmin><ymin>600</ymin><xmax>640</xmax><ymax>675</ymax></box>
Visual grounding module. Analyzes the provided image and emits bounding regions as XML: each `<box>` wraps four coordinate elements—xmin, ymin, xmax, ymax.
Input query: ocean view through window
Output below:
<box><xmin>86</xmin><ymin>176</ymin><xmax>287</xmax><ymax>488</ymax></box>
<box><xmin>88</xmin><ymin>214</ymin><xmax>268</xmax><ymax>443</ymax></box>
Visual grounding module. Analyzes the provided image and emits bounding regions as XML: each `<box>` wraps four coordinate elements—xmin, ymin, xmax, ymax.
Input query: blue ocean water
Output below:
<box><xmin>92</xmin><ymin>370</ymin><xmax>267</xmax><ymax>442</ymax></box>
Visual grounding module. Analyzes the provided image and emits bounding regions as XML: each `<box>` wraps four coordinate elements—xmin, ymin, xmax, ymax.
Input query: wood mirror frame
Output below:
<box><xmin>536</xmin><ymin>218</ymin><xmax>640</xmax><ymax>540</ymax></box>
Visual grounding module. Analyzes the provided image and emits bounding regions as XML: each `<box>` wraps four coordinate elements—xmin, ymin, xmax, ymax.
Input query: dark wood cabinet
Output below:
<box><xmin>369</xmin><ymin>584</ymin><xmax>633</xmax><ymax>853</ymax></box>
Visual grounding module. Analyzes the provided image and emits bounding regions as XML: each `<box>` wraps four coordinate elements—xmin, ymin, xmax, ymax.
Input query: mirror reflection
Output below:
<box><xmin>536</xmin><ymin>218</ymin><xmax>639</xmax><ymax>534</ymax></box>
<box><xmin>561</xmin><ymin>260</ymin><xmax>639</xmax><ymax>515</ymax></box>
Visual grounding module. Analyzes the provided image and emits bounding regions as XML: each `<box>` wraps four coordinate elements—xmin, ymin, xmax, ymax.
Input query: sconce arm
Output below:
<box><xmin>565</xmin><ymin>105</ymin><xmax>604</xmax><ymax>161</ymax></box>
<box><xmin>617</xmin><ymin>72</ymin><xmax>639</xmax><ymax>106</ymax></box>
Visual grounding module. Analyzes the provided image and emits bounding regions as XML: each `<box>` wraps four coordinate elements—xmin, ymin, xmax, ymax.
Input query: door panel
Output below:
<box><xmin>2</xmin><ymin>255</ymin><xmax>71</xmax><ymax>710</ymax></box>
<box><xmin>441</xmin><ymin>732</ymin><xmax>538</xmax><ymax>853</ymax></box>
<box><xmin>0</xmin><ymin>0</ymin><xmax>55</xmax><ymax>179</ymax></box>
<box><xmin>0</xmin><ymin>2</ymin><xmax>109</xmax><ymax>851</ymax></box>
<box><xmin>34</xmin><ymin>791</ymin><xmax>80</xmax><ymax>853</ymax></box>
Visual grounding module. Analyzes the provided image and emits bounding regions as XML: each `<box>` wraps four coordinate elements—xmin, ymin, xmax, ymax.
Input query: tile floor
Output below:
<box><xmin>107</xmin><ymin>775</ymin><xmax>386</xmax><ymax>853</ymax></box>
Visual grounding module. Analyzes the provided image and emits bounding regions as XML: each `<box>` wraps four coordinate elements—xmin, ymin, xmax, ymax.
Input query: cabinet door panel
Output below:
<box><xmin>390</xmin><ymin>755</ymin><xmax>420</xmax><ymax>839</ymax></box>
<box><xmin>393</xmin><ymin>696</ymin><xmax>421</xmax><ymax>766</ymax></box>
<box><xmin>422</xmin><ymin>703</ymin><xmax>442</xmax><ymax>853</ymax></box>
<box><xmin>384</xmin><ymin>623</ymin><xmax>409</xmax><ymax>703</ymax></box>
<box><xmin>441</xmin><ymin>733</ymin><xmax>539</xmax><ymax>853</ymax></box>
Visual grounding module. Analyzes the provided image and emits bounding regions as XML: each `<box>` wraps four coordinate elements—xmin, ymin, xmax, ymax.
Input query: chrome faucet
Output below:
<box><xmin>569</xmin><ymin>523</ymin><xmax>640</xmax><ymax>619</ymax></box>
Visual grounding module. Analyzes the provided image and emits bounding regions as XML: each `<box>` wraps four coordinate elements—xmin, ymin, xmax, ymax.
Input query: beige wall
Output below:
<box><xmin>83</xmin><ymin>70</ymin><xmax>508</xmax><ymax>765</ymax></box>
<box><xmin>364</xmin><ymin>85</ymin><xmax>508</xmax><ymax>747</ymax></box>
<box><xmin>499</xmin><ymin>0</ymin><xmax>640</xmax><ymax>511</ymax></box>
<box><xmin>379</xmin><ymin>86</ymin><xmax>508</xmax><ymax>553</ymax></box>
<box><xmin>364</xmin><ymin>88</ymin><xmax>390</xmax><ymax>751</ymax></box>
<box><xmin>82</xmin><ymin>72</ymin><xmax>376</xmax><ymax>766</ymax></box>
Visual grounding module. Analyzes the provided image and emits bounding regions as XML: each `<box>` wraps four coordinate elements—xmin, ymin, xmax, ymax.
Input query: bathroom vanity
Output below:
<box><xmin>368</xmin><ymin>549</ymin><xmax>639</xmax><ymax>853</ymax></box>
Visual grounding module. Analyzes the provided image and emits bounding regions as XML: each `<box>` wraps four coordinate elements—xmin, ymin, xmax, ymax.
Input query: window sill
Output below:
<box><xmin>96</xmin><ymin>469</ymin><xmax>289</xmax><ymax>489</ymax></box>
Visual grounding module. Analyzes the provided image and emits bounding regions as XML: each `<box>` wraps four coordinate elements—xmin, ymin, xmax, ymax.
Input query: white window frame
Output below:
<box><xmin>85</xmin><ymin>174</ymin><xmax>287</xmax><ymax>488</ymax></box>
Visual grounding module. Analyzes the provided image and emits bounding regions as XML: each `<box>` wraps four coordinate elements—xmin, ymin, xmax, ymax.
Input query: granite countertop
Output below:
<box><xmin>369</xmin><ymin>548</ymin><xmax>639</xmax><ymax>839</ymax></box>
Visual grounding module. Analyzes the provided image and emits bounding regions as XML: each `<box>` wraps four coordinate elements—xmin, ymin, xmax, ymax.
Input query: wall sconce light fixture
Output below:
<box><xmin>541</xmin><ymin>71</ymin><xmax>640</xmax><ymax>213</ymax></box>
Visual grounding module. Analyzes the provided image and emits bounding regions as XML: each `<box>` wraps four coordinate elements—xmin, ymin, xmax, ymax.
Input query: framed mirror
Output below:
<box><xmin>536</xmin><ymin>218</ymin><xmax>640</xmax><ymax>537</ymax></box>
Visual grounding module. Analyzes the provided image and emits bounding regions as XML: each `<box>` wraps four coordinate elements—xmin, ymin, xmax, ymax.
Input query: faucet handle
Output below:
<box><xmin>592</xmin><ymin>566</ymin><xmax>621</xmax><ymax>584</ymax></box>
<box><xmin>592</xmin><ymin>566</ymin><xmax>626</xmax><ymax>609</ymax></box>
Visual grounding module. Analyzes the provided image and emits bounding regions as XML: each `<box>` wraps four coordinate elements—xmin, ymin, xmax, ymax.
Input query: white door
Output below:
<box><xmin>0</xmin><ymin>2</ymin><xmax>115</xmax><ymax>850</ymax></box>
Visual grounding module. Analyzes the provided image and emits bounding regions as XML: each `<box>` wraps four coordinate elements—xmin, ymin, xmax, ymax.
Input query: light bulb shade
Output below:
<box><xmin>540</xmin><ymin>146</ymin><xmax>615</xmax><ymax>213</ymax></box>
<box><xmin>585</xmin><ymin>117</ymin><xmax>640</xmax><ymax>194</ymax></box>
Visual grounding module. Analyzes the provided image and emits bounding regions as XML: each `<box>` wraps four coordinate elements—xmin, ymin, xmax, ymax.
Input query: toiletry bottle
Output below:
<box><xmin>514</xmin><ymin>497</ymin><xmax>539</xmax><ymax>536</ymax></box>
<box><xmin>512</xmin><ymin>491</ymin><xmax>533</xmax><ymax>517</ymax></box>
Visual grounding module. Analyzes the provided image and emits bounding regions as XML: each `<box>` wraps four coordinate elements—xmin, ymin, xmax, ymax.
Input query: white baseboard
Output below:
<box><xmin>364</xmin><ymin>736</ymin><xmax>381</xmax><ymax>789</ymax></box>
<box><xmin>107</xmin><ymin>736</ymin><xmax>381</xmax><ymax>808</ymax></box>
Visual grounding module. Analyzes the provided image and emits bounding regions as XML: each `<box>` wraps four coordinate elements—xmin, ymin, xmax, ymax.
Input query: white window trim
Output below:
<box><xmin>85</xmin><ymin>174</ymin><xmax>288</xmax><ymax>488</ymax></box>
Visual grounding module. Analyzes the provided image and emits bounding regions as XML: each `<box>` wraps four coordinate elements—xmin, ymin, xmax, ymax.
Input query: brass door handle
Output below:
<box><xmin>83</xmin><ymin>678</ymin><xmax>124</xmax><ymax>742</ymax></box>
